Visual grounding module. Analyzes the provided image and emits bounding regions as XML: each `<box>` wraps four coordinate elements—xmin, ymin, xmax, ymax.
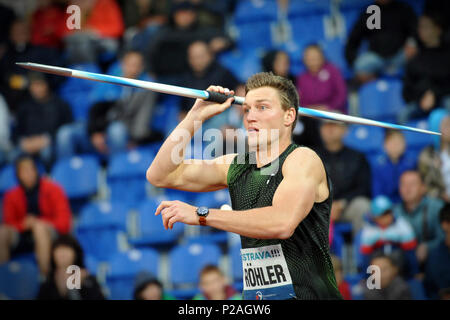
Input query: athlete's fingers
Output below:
<box><xmin>161</xmin><ymin>208</ymin><xmax>176</xmax><ymax>230</ymax></box>
<box><xmin>155</xmin><ymin>201</ymin><xmax>174</xmax><ymax>216</ymax></box>
<box><xmin>219</xmin><ymin>96</ymin><xmax>235</xmax><ymax>112</ymax></box>
<box><xmin>168</xmin><ymin>215</ymin><xmax>179</xmax><ymax>230</ymax></box>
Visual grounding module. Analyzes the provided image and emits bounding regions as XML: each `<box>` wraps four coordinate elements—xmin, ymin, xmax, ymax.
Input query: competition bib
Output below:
<box><xmin>241</xmin><ymin>244</ymin><xmax>296</xmax><ymax>300</ymax></box>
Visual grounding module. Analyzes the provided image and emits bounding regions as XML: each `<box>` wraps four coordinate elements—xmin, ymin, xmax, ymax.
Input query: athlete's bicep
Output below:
<box><xmin>169</xmin><ymin>153</ymin><xmax>237</xmax><ymax>192</ymax></box>
<box><xmin>272</xmin><ymin>148</ymin><xmax>326</xmax><ymax>229</ymax></box>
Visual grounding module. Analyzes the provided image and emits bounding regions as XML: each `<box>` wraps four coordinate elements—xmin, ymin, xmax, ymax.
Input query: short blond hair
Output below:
<box><xmin>245</xmin><ymin>72</ymin><xmax>299</xmax><ymax>132</ymax></box>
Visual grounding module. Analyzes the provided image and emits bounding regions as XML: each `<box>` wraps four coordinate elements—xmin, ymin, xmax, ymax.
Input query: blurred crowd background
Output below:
<box><xmin>0</xmin><ymin>0</ymin><xmax>450</xmax><ymax>300</ymax></box>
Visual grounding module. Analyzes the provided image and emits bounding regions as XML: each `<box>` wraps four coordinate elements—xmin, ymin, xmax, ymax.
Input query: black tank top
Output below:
<box><xmin>227</xmin><ymin>143</ymin><xmax>342</xmax><ymax>300</ymax></box>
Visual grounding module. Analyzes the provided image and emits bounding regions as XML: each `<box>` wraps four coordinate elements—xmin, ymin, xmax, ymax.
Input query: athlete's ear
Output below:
<box><xmin>284</xmin><ymin>107</ymin><xmax>296</xmax><ymax>128</ymax></box>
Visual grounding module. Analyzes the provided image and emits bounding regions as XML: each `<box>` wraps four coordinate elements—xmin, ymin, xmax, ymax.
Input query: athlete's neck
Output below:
<box><xmin>254</xmin><ymin>138</ymin><xmax>292</xmax><ymax>168</ymax></box>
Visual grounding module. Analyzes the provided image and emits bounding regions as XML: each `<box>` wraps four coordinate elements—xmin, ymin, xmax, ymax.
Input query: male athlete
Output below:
<box><xmin>147</xmin><ymin>72</ymin><xmax>342</xmax><ymax>300</ymax></box>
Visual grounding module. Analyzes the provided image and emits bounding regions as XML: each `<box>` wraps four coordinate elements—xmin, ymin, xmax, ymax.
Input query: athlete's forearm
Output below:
<box><xmin>206</xmin><ymin>207</ymin><xmax>297</xmax><ymax>240</ymax></box>
<box><xmin>146</xmin><ymin>113</ymin><xmax>201</xmax><ymax>186</ymax></box>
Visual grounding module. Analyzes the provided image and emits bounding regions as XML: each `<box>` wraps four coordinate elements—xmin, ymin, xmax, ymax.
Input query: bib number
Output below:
<box><xmin>241</xmin><ymin>244</ymin><xmax>296</xmax><ymax>300</ymax></box>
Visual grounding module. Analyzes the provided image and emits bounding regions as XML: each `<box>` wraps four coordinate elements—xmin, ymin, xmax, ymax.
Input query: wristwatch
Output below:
<box><xmin>196</xmin><ymin>206</ymin><xmax>209</xmax><ymax>226</ymax></box>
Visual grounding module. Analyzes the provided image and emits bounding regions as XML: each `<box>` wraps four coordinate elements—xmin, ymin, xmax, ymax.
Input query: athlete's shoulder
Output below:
<box><xmin>285</xmin><ymin>146</ymin><xmax>324</xmax><ymax>168</ymax></box>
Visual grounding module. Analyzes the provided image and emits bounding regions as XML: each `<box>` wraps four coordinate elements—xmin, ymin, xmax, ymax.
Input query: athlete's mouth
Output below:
<box><xmin>248</xmin><ymin>127</ymin><xmax>259</xmax><ymax>133</ymax></box>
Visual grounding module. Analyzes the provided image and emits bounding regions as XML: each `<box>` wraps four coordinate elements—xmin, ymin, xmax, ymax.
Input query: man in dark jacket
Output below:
<box><xmin>316</xmin><ymin>120</ymin><xmax>372</xmax><ymax>234</ymax></box>
<box><xmin>400</xmin><ymin>14</ymin><xmax>450</xmax><ymax>123</ymax></box>
<box><xmin>146</xmin><ymin>1</ymin><xmax>232</xmax><ymax>83</ymax></box>
<box><xmin>0</xmin><ymin>155</ymin><xmax>72</xmax><ymax>276</ymax></box>
<box><xmin>15</xmin><ymin>72</ymin><xmax>73</xmax><ymax>168</ymax></box>
<box><xmin>345</xmin><ymin>0</ymin><xmax>417</xmax><ymax>83</ymax></box>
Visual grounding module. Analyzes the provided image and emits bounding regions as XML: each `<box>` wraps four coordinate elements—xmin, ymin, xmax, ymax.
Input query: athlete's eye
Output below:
<box><xmin>259</xmin><ymin>105</ymin><xmax>267</xmax><ymax>110</ymax></box>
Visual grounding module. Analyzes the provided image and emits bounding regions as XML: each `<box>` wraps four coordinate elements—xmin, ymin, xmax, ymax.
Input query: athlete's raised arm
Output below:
<box><xmin>155</xmin><ymin>147</ymin><xmax>329</xmax><ymax>239</ymax></box>
<box><xmin>146</xmin><ymin>86</ymin><xmax>236</xmax><ymax>192</ymax></box>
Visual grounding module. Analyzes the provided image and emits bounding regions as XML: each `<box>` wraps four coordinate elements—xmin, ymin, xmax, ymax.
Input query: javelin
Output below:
<box><xmin>16</xmin><ymin>62</ymin><xmax>440</xmax><ymax>136</ymax></box>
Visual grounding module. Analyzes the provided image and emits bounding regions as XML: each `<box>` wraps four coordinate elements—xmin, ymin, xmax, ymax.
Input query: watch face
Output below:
<box><xmin>197</xmin><ymin>206</ymin><xmax>209</xmax><ymax>217</ymax></box>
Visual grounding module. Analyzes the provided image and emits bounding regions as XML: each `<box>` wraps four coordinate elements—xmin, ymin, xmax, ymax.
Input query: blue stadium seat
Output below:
<box><xmin>343</xmin><ymin>125</ymin><xmax>385</xmax><ymax>154</ymax></box>
<box><xmin>344</xmin><ymin>273</ymin><xmax>364</xmax><ymax>300</ymax></box>
<box><xmin>290</xmin><ymin>13</ymin><xmax>326</xmax><ymax>46</ymax></box>
<box><xmin>58</xmin><ymin>63</ymin><xmax>101</xmax><ymax>122</ymax></box>
<box><xmin>287</xmin><ymin>0</ymin><xmax>330</xmax><ymax>18</ymax></box>
<box><xmin>75</xmin><ymin>201</ymin><xmax>129</xmax><ymax>261</ymax></box>
<box><xmin>234</xmin><ymin>21</ymin><xmax>273</xmax><ymax>52</ymax></box>
<box><xmin>151</xmin><ymin>96</ymin><xmax>181</xmax><ymax>137</ymax></box>
<box><xmin>338</xmin><ymin>0</ymin><xmax>373</xmax><ymax>11</ymax></box>
<box><xmin>107</xmin><ymin>148</ymin><xmax>154</xmax><ymax>204</ymax></box>
<box><xmin>51</xmin><ymin>155</ymin><xmax>100</xmax><ymax>200</ymax></box>
<box><xmin>192</xmin><ymin>190</ymin><xmax>231</xmax><ymax>208</ymax></box>
<box><xmin>358</xmin><ymin>78</ymin><xmax>406</xmax><ymax>122</ymax></box>
<box><xmin>218</xmin><ymin>49</ymin><xmax>262</xmax><ymax>83</ymax></box>
<box><xmin>161</xmin><ymin>188</ymin><xmax>202</xmax><ymax>204</ymax></box>
<box><xmin>331</xmin><ymin>229</ymin><xmax>345</xmax><ymax>258</ymax></box>
<box><xmin>128</xmin><ymin>198</ymin><xmax>184</xmax><ymax>247</ymax></box>
<box><xmin>321</xmin><ymin>38</ymin><xmax>353</xmax><ymax>79</ymax></box>
<box><xmin>0</xmin><ymin>260</ymin><xmax>40</xmax><ymax>299</ymax></box>
<box><xmin>106</xmin><ymin>248</ymin><xmax>160</xmax><ymax>300</ymax></box>
<box><xmin>233</xmin><ymin>0</ymin><xmax>278</xmax><ymax>24</ymax></box>
<box><xmin>403</xmin><ymin>118</ymin><xmax>435</xmax><ymax>152</ymax></box>
<box><xmin>168</xmin><ymin>243</ymin><xmax>221</xmax><ymax>299</ymax></box>
<box><xmin>229</xmin><ymin>242</ymin><xmax>243</xmax><ymax>287</ymax></box>
<box><xmin>85</xmin><ymin>254</ymin><xmax>99</xmax><ymax>276</ymax></box>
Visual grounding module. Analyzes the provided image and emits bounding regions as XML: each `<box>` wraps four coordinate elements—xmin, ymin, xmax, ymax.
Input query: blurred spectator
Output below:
<box><xmin>57</xmin><ymin>50</ymin><xmax>160</xmax><ymax>158</ymax></box>
<box><xmin>122</xmin><ymin>0</ymin><xmax>169</xmax><ymax>29</ymax></box>
<box><xmin>0</xmin><ymin>93</ymin><xmax>12</xmax><ymax>166</ymax></box>
<box><xmin>193</xmin><ymin>265</ymin><xmax>241</xmax><ymax>300</ymax></box>
<box><xmin>297</xmin><ymin>44</ymin><xmax>347</xmax><ymax>113</ymax></box>
<box><xmin>0</xmin><ymin>3</ymin><xmax>16</xmax><ymax>45</ymax></box>
<box><xmin>294</xmin><ymin>44</ymin><xmax>347</xmax><ymax>150</ymax></box>
<box><xmin>178</xmin><ymin>40</ymin><xmax>239</xmax><ymax>130</ymax></box>
<box><xmin>423</xmin><ymin>202</ymin><xmax>450</xmax><ymax>299</ymax></box>
<box><xmin>192</xmin><ymin>0</ymin><xmax>229</xmax><ymax>29</ymax></box>
<box><xmin>121</xmin><ymin>0</ymin><xmax>169</xmax><ymax>53</ymax></box>
<box><xmin>361</xmin><ymin>195</ymin><xmax>419</xmax><ymax>278</ymax></box>
<box><xmin>14</xmin><ymin>72</ymin><xmax>73</xmax><ymax>168</ymax></box>
<box><xmin>331</xmin><ymin>254</ymin><xmax>351</xmax><ymax>300</ymax></box>
<box><xmin>146</xmin><ymin>1</ymin><xmax>232</xmax><ymax>82</ymax></box>
<box><xmin>62</xmin><ymin>0</ymin><xmax>124</xmax><ymax>64</ymax></box>
<box><xmin>371</xmin><ymin>130</ymin><xmax>416</xmax><ymax>203</ymax></box>
<box><xmin>0</xmin><ymin>155</ymin><xmax>72</xmax><ymax>275</ymax></box>
<box><xmin>316</xmin><ymin>120</ymin><xmax>371</xmax><ymax>235</ymax></box>
<box><xmin>345</xmin><ymin>0</ymin><xmax>417</xmax><ymax>84</ymax></box>
<box><xmin>262</xmin><ymin>50</ymin><xmax>296</xmax><ymax>86</ymax></box>
<box><xmin>30</xmin><ymin>0</ymin><xmax>66</xmax><ymax>49</ymax></box>
<box><xmin>133</xmin><ymin>271</ymin><xmax>175</xmax><ymax>300</ymax></box>
<box><xmin>394</xmin><ymin>170</ymin><xmax>445</xmax><ymax>267</ymax></box>
<box><xmin>37</xmin><ymin>234</ymin><xmax>105</xmax><ymax>300</ymax></box>
<box><xmin>424</xmin><ymin>0</ymin><xmax>450</xmax><ymax>45</ymax></box>
<box><xmin>419</xmin><ymin>110</ymin><xmax>450</xmax><ymax>200</ymax></box>
<box><xmin>363</xmin><ymin>253</ymin><xmax>412</xmax><ymax>300</ymax></box>
<box><xmin>400</xmin><ymin>14</ymin><xmax>450</xmax><ymax>123</ymax></box>
<box><xmin>0</xmin><ymin>19</ymin><xmax>62</xmax><ymax>112</ymax></box>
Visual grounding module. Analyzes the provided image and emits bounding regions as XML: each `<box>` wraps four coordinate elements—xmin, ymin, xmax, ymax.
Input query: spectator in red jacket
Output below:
<box><xmin>0</xmin><ymin>155</ymin><xmax>72</xmax><ymax>275</ymax></box>
<box><xmin>62</xmin><ymin>0</ymin><xmax>125</xmax><ymax>64</ymax></box>
<box><xmin>30</xmin><ymin>0</ymin><xmax>67</xmax><ymax>49</ymax></box>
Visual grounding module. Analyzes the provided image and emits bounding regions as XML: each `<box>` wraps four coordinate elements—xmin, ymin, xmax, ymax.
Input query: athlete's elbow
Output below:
<box><xmin>146</xmin><ymin>167</ymin><xmax>167</xmax><ymax>188</ymax></box>
<box><xmin>273</xmin><ymin>222</ymin><xmax>296</xmax><ymax>240</ymax></box>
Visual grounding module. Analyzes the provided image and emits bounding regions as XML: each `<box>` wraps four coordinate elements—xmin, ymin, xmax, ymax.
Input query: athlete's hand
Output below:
<box><xmin>155</xmin><ymin>200</ymin><xmax>199</xmax><ymax>229</ymax></box>
<box><xmin>186</xmin><ymin>85</ymin><xmax>235</xmax><ymax>122</ymax></box>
